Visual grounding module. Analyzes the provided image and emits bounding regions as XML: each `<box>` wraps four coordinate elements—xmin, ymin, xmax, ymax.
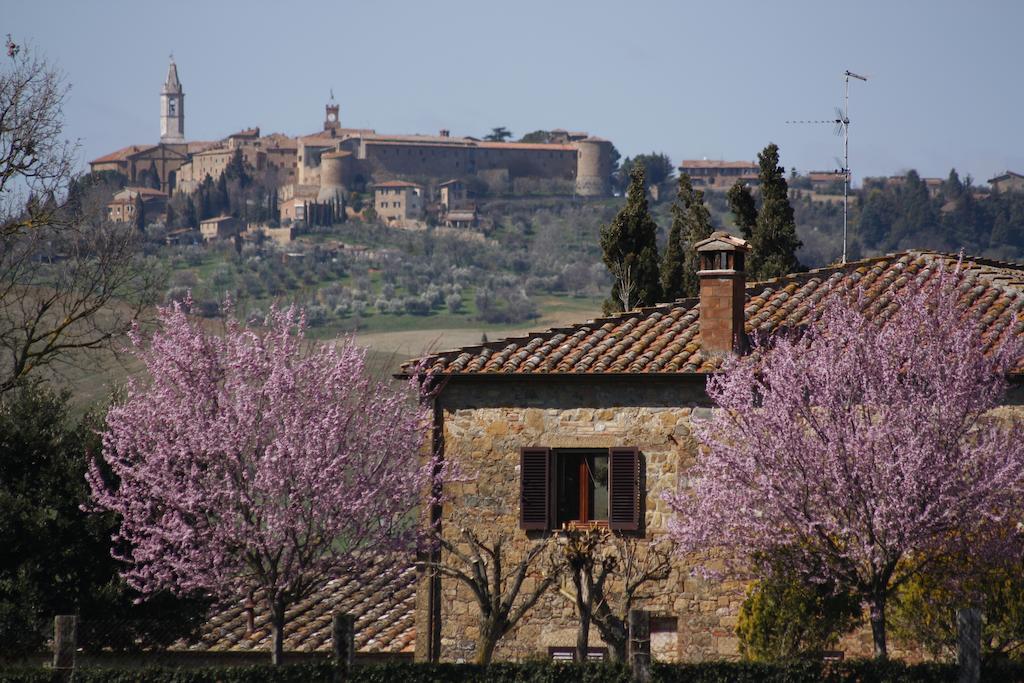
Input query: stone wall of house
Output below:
<box><xmin>418</xmin><ymin>377</ymin><xmax>954</xmax><ymax>664</ymax></box>
<box><xmin>422</xmin><ymin>378</ymin><xmax>749</xmax><ymax>663</ymax></box>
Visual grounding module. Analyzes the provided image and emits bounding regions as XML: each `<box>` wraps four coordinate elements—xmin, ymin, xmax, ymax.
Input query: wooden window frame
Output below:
<box><xmin>520</xmin><ymin>446</ymin><xmax>641</xmax><ymax>533</ymax></box>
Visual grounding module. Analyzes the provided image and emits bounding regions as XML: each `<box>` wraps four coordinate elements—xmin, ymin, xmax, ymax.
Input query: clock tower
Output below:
<box><xmin>324</xmin><ymin>101</ymin><xmax>340</xmax><ymax>132</ymax></box>
<box><xmin>160</xmin><ymin>56</ymin><xmax>185</xmax><ymax>144</ymax></box>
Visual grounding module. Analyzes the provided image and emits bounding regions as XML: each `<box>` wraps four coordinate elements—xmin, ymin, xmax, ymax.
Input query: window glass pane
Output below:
<box><xmin>590</xmin><ymin>454</ymin><xmax>608</xmax><ymax>521</ymax></box>
<box><xmin>557</xmin><ymin>453</ymin><xmax>581</xmax><ymax>525</ymax></box>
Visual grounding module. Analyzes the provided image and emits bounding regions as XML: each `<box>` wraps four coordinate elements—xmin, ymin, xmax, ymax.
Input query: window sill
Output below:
<box><xmin>562</xmin><ymin>520</ymin><xmax>609</xmax><ymax>531</ymax></box>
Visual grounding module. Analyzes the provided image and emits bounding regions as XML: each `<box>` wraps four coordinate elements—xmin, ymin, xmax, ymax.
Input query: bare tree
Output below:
<box><xmin>420</xmin><ymin>525</ymin><xmax>561</xmax><ymax>664</ymax></box>
<box><xmin>0</xmin><ymin>39</ymin><xmax>163</xmax><ymax>393</ymax></box>
<box><xmin>614</xmin><ymin>263</ymin><xmax>637</xmax><ymax>313</ymax></box>
<box><xmin>1</xmin><ymin>36</ymin><xmax>75</xmax><ymax>238</ymax></box>
<box><xmin>562</xmin><ymin>526</ymin><xmax>673</xmax><ymax>662</ymax></box>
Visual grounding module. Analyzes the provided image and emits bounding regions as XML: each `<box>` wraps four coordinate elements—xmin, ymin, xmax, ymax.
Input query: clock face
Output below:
<box><xmin>327</xmin><ymin>112</ymin><xmax>337</xmax><ymax>122</ymax></box>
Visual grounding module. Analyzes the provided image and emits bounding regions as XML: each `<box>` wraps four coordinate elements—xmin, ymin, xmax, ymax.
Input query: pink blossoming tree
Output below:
<box><xmin>667</xmin><ymin>268</ymin><xmax>1024</xmax><ymax>658</ymax></box>
<box><xmin>87</xmin><ymin>301</ymin><xmax>437</xmax><ymax>664</ymax></box>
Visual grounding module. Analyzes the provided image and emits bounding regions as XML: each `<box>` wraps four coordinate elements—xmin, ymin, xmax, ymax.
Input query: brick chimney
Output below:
<box><xmin>695</xmin><ymin>231</ymin><xmax>750</xmax><ymax>356</ymax></box>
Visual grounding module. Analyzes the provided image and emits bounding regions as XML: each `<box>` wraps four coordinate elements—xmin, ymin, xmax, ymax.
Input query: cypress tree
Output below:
<box><xmin>727</xmin><ymin>180</ymin><xmax>758</xmax><ymax>241</ymax></box>
<box><xmin>662</xmin><ymin>173</ymin><xmax>714</xmax><ymax>300</ymax></box>
<box><xmin>186</xmin><ymin>196</ymin><xmax>198</xmax><ymax>230</ymax></box>
<box><xmin>147</xmin><ymin>160</ymin><xmax>161</xmax><ymax>190</ymax></box>
<box><xmin>749</xmin><ymin>143</ymin><xmax>802</xmax><ymax>280</ymax></box>
<box><xmin>133</xmin><ymin>194</ymin><xmax>145</xmax><ymax>232</ymax></box>
<box><xmin>600</xmin><ymin>165</ymin><xmax>662</xmax><ymax>314</ymax></box>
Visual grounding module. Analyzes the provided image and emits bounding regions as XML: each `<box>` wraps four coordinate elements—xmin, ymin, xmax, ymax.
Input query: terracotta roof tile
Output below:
<box><xmin>175</xmin><ymin>560</ymin><xmax>416</xmax><ymax>655</ymax></box>
<box><xmin>406</xmin><ymin>251</ymin><xmax>1024</xmax><ymax>376</ymax></box>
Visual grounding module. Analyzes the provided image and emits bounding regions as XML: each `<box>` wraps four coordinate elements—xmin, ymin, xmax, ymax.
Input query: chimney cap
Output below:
<box><xmin>695</xmin><ymin>230</ymin><xmax>750</xmax><ymax>253</ymax></box>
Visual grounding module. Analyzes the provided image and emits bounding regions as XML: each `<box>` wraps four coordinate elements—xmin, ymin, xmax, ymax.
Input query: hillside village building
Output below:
<box><xmin>373</xmin><ymin>180</ymin><xmax>424</xmax><ymax>226</ymax></box>
<box><xmin>988</xmin><ymin>171</ymin><xmax>1024</xmax><ymax>194</ymax></box>
<box><xmin>106</xmin><ymin>187</ymin><xmax>167</xmax><ymax>224</ymax></box>
<box><xmin>678</xmin><ymin>160</ymin><xmax>759</xmax><ymax>190</ymax></box>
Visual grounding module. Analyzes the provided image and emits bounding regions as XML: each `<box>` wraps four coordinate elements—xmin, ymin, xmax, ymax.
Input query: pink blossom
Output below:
<box><xmin>87</xmin><ymin>300</ymin><xmax>439</xmax><ymax>663</ymax></box>
<box><xmin>666</xmin><ymin>265</ymin><xmax>1024</xmax><ymax>657</ymax></box>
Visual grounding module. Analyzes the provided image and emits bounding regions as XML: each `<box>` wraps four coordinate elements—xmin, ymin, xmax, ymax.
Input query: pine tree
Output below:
<box><xmin>600</xmin><ymin>165</ymin><xmax>662</xmax><ymax>314</ymax></box>
<box><xmin>749</xmin><ymin>143</ymin><xmax>802</xmax><ymax>280</ymax></box>
<box><xmin>662</xmin><ymin>173</ymin><xmax>714</xmax><ymax>300</ymax></box>
<box><xmin>727</xmin><ymin>180</ymin><xmax>758</xmax><ymax>240</ymax></box>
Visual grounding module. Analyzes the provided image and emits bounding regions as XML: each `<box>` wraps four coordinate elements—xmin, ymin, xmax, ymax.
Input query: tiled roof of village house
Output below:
<box><xmin>174</xmin><ymin>560</ymin><xmax>416</xmax><ymax>655</ymax></box>
<box><xmin>89</xmin><ymin>145</ymin><xmax>156</xmax><ymax>164</ymax></box>
<box><xmin>407</xmin><ymin>251</ymin><xmax>1024</xmax><ymax>376</ymax></box>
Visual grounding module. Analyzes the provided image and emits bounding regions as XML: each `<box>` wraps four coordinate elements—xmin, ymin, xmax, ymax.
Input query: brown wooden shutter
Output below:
<box><xmin>608</xmin><ymin>447</ymin><xmax>640</xmax><ymax>531</ymax></box>
<box><xmin>520</xmin><ymin>447</ymin><xmax>551</xmax><ymax>530</ymax></box>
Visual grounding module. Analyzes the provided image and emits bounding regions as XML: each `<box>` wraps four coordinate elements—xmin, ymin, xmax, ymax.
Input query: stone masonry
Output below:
<box><xmin>419</xmin><ymin>378</ymin><xmax>747</xmax><ymax>663</ymax></box>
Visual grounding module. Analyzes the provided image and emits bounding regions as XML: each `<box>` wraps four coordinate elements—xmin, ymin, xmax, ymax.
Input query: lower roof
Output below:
<box><xmin>173</xmin><ymin>559</ymin><xmax>416</xmax><ymax>655</ymax></box>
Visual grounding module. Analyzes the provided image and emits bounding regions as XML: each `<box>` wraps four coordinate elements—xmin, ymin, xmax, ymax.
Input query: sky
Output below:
<box><xmin>7</xmin><ymin>0</ymin><xmax>1024</xmax><ymax>186</ymax></box>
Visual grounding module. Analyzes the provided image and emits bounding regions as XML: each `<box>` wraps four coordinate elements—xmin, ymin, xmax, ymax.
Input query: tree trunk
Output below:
<box><xmin>869</xmin><ymin>593</ymin><xmax>887</xmax><ymax>659</ymax></box>
<box><xmin>475</xmin><ymin>618</ymin><xmax>500</xmax><ymax>665</ymax></box>
<box><xmin>270</xmin><ymin>597</ymin><xmax>286</xmax><ymax>666</ymax></box>
<box><xmin>575</xmin><ymin>579</ymin><xmax>592</xmax><ymax>662</ymax></box>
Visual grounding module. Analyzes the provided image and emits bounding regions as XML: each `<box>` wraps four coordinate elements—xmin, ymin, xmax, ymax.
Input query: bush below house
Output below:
<box><xmin>3</xmin><ymin>659</ymin><xmax>1024</xmax><ymax>683</ymax></box>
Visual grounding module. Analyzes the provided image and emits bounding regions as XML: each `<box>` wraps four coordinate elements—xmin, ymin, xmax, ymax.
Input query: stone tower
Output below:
<box><xmin>160</xmin><ymin>57</ymin><xmax>185</xmax><ymax>143</ymax></box>
<box><xmin>574</xmin><ymin>137</ymin><xmax>613</xmax><ymax>197</ymax></box>
<box><xmin>324</xmin><ymin>102</ymin><xmax>341</xmax><ymax>133</ymax></box>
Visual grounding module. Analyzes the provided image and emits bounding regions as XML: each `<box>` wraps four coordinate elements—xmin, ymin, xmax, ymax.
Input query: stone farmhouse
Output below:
<box><xmin>89</xmin><ymin>60</ymin><xmax>617</xmax><ymax>220</ymax></box>
<box><xmin>396</xmin><ymin>240</ymin><xmax>1024</xmax><ymax>663</ymax></box>
<box><xmin>169</xmin><ymin>243</ymin><xmax>1024</xmax><ymax>665</ymax></box>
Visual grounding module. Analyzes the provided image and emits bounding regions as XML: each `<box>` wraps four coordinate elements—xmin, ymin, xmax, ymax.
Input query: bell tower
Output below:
<box><xmin>160</xmin><ymin>55</ymin><xmax>185</xmax><ymax>143</ymax></box>
<box><xmin>324</xmin><ymin>90</ymin><xmax>340</xmax><ymax>133</ymax></box>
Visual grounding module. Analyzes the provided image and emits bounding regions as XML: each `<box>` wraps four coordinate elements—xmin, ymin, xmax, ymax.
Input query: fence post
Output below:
<box><xmin>332</xmin><ymin>612</ymin><xmax>355</xmax><ymax>680</ymax></box>
<box><xmin>53</xmin><ymin>615</ymin><xmax>78</xmax><ymax>680</ymax></box>
<box><xmin>957</xmin><ymin>607</ymin><xmax>981</xmax><ymax>683</ymax></box>
<box><xmin>627</xmin><ymin>608</ymin><xmax>651</xmax><ymax>683</ymax></box>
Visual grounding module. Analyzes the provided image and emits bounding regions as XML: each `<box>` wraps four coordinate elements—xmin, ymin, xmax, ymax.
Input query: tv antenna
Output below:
<box><xmin>787</xmin><ymin>70</ymin><xmax>868</xmax><ymax>264</ymax></box>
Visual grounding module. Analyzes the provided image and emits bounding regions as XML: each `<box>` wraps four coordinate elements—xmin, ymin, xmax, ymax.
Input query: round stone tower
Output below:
<box><xmin>574</xmin><ymin>137</ymin><xmax>612</xmax><ymax>197</ymax></box>
<box><xmin>317</xmin><ymin>150</ymin><xmax>348</xmax><ymax>201</ymax></box>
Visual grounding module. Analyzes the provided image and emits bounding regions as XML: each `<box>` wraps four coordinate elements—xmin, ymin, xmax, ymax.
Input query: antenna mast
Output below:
<box><xmin>786</xmin><ymin>70</ymin><xmax>868</xmax><ymax>265</ymax></box>
<box><xmin>840</xmin><ymin>70</ymin><xmax>867</xmax><ymax>264</ymax></box>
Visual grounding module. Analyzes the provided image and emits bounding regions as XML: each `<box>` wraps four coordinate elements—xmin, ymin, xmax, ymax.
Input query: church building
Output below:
<box><xmin>89</xmin><ymin>58</ymin><xmax>214</xmax><ymax>193</ymax></box>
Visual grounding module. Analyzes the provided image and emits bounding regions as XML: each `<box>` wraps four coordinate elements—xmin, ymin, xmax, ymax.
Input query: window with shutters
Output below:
<box><xmin>519</xmin><ymin>446</ymin><xmax>641</xmax><ymax>532</ymax></box>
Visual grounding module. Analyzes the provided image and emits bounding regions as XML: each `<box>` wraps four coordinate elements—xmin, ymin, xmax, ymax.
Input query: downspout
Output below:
<box><xmin>426</xmin><ymin>388</ymin><xmax>444</xmax><ymax>662</ymax></box>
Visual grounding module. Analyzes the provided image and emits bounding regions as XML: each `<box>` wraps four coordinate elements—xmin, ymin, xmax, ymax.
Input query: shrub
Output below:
<box><xmin>736</xmin><ymin>570</ymin><xmax>862</xmax><ymax>662</ymax></box>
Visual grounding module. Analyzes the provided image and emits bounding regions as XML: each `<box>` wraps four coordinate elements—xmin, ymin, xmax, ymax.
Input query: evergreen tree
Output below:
<box><xmin>133</xmin><ymin>194</ymin><xmax>145</xmax><ymax>233</ymax></box>
<box><xmin>185</xmin><ymin>196</ymin><xmax>198</xmax><ymax>230</ymax></box>
<box><xmin>749</xmin><ymin>143</ymin><xmax>802</xmax><ymax>280</ymax></box>
<box><xmin>663</xmin><ymin>173</ymin><xmax>713</xmax><ymax>300</ymax></box>
<box><xmin>224</xmin><ymin>148</ymin><xmax>250</xmax><ymax>187</ymax></box>
<box><xmin>727</xmin><ymin>180</ymin><xmax>758</xmax><ymax>240</ymax></box>
<box><xmin>147</xmin><ymin>160</ymin><xmax>161</xmax><ymax>190</ymax></box>
<box><xmin>661</xmin><ymin>189</ymin><xmax>687</xmax><ymax>301</ymax></box>
<box><xmin>165</xmin><ymin>202</ymin><xmax>175</xmax><ymax>229</ymax></box>
<box><xmin>600</xmin><ymin>165</ymin><xmax>662</xmax><ymax>314</ymax></box>
<box><xmin>890</xmin><ymin>170</ymin><xmax>934</xmax><ymax>248</ymax></box>
<box><xmin>216</xmin><ymin>173</ymin><xmax>230</xmax><ymax>215</ymax></box>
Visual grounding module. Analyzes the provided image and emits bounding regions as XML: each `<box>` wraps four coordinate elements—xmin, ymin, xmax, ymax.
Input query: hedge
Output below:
<box><xmin>2</xmin><ymin>659</ymin><xmax>1024</xmax><ymax>683</ymax></box>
